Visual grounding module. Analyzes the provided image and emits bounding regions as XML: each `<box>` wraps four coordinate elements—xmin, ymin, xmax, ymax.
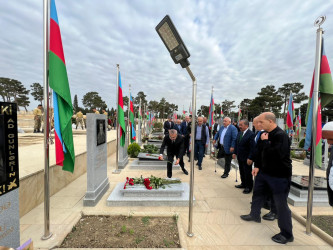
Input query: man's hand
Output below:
<box><xmin>230</xmin><ymin>147</ymin><xmax>234</xmax><ymax>153</ymax></box>
<box><xmin>175</xmin><ymin>158</ymin><xmax>180</xmax><ymax>165</ymax></box>
<box><xmin>247</xmin><ymin>159</ymin><xmax>253</xmax><ymax>165</ymax></box>
<box><xmin>261</xmin><ymin>132</ymin><xmax>268</xmax><ymax>140</ymax></box>
<box><xmin>158</xmin><ymin>154</ymin><xmax>163</xmax><ymax>161</ymax></box>
<box><xmin>252</xmin><ymin>167</ymin><xmax>259</xmax><ymax>177</ymax></box>
<box><xmin>232</xmin><ymin>154</ymin><xmax>236</xmax><ymax>159</ymax></box>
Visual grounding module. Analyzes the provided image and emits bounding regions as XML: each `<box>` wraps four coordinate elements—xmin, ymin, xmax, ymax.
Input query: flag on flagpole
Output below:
<box><xmin>286</xmin><ymin>92</ymin><xmax>295</xmax><ymax>128</ymax></box>
<box><xmin>305</xmin><ymin>38</ymin><xmax>333</xmax><ymax>167</ymax></box>
<box><xmin>208</xmin><ymin>93</ymin><xmax>214</xmax><ymax>128</ymax></box>
<box><xmin>49</xmin><ymin>0</ymin><xmax>75</xmax><ymax>172</ymax></box>
<box><xmin>221</xmin><ymin>108</ymin><xmax>224</xmax><ymax>117</ymax></box>
<box><xmin>129</xmin><ymin>93</ymin><xmax>136</xmax><ymax>143</ymax></box>
<box><xmin>237</xmin><ymin>108</ymin><xmax>242</xmax><ymax>121</ymax></box>
<box><xmin>117</xmin><ymin>72</ymin><xmax>126</xmax><ymax>147</ymax></box>
<box><xmin>296</xmin><ymin>109</ymin><xmax>301</xmax><ymax>137</ymax></box>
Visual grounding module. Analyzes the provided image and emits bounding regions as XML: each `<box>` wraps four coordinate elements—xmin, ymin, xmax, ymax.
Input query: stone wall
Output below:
<box><xmin>18</xmin><ymin>138</ymin><xmax>116</xmax><ymax>217</ymax></box>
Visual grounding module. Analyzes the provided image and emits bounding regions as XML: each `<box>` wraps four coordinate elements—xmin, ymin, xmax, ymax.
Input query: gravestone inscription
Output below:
<box><xmin>0</xmin><ymin>102</ymin><xmax>20</xmax><ymax>247</ymax></box>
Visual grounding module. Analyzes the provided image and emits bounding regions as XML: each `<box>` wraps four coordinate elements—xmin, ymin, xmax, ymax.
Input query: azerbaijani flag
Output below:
<box><xmin>296</xmin><ymin>109</ymin><xmax>301</xmax><ymax>137</ymax></box>
<box><xmin>221</xmin><ymin>108</ymin><xmax>224</xmax><ymax>117</ymax></box>
<box><xmin>129</xmin><ymin>93</ymin><xmax>136</xmax><ymax>143</ymax></box>
<box><xmin>286</xmin><ymin>92</ymin><xmax>295</xmax><ymax>128</ymax></box>
<box><xmin>208</xmin><ymin>93</ymin><xmax>214</xmax><ymax>128</ymax></box>
<box><xmin>305</xmin><ymin>38</ymin><xmax>333</xmax><ymax>167</ymax></box>
<box><xmin>237</xmin><ymin>108</ymin><xmax>242</xmax><ymax>121</ymax></box>
<box><xmin>118</xmin><ymin>72</ymin><xmax>126</xmax><ymax>147</ymax></box>
<box><xmin>49</xmin><ymin>0</ymin><xmax>75</xmax><ymax>173</ymax></box>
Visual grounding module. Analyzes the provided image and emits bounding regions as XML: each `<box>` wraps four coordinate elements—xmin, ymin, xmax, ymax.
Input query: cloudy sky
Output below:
<box><xmin>1</xmin><ymin>0</ymin><xmax>333</xmax><ymax>113</ymax></box>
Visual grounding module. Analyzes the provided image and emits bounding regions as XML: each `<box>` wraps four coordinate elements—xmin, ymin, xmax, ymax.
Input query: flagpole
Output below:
<box><xmin>186</xmin><ymin>66</ymin><xmax>196</xmax><ymax>237</ymax></box>
<box><xmin>42</xmin><ymin>0</ymin><xmax>52</xmax><ymax>240</ymax></box>
<box><xmin>306</xmin><ymin>17</ymin><xmax>324</xmax><ymax>235</ymax></box>
<box><xmin>128</xmin><ymin>84</ymin><xmax>131</xmax><ymax>144</ymax></box>
<box><xmin>138</xmin><ymin>98</ymin><xmax>142</xmax><ymax>145</ymax></box>
<box><xmin>114</xmin><ymin>64</ymin><xmax>120</xmax><ymax>174</ymax></box>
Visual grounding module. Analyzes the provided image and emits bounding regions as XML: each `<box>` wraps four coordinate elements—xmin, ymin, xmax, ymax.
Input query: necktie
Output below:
<box><xmin>239</xmin><ymin>133</ymin><xmax>243</xmax><ymax>142</ymax></box>
<box><xmin>255</xmin><ymin>131</ymin><xmax>262</xmax><ymax>143</ymax></box>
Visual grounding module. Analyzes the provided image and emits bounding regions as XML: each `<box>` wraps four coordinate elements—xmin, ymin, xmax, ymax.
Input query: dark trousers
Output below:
<box><xmin>184</xmin><ymin>135</ymin><xmax>190</xmax><ymax>156</ymax></box>
<box><xmin>224</xmin><ymin>153</ymin><xmax>232</xmax><ymax>175</ymax></box>
<box><xmin>250</xmin><ymin>172</ymin><xmax>293</xmax><ymax>238</ymax></box>
<box><xmin>167</xmin><ymin>154</ymin><xmax>184</xmax><ymax>178</ymax></box>
<box><xmin>238</xmin><ymin>159</ymin><xmax>253</xmax><ymax>189</ymax></box>
<box><xmin>194</xmin><ymin>141</ymin><xmax>205</xmax><ymax>167</ymax></box>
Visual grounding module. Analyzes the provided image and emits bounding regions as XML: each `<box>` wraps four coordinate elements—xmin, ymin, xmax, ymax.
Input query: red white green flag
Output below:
<box><xmin>129</xmin><ymin>93</ymin><xmax>136</xmax><ymax>143</ymax></box>
<box><xmin>304</xmin><ymin>38</ymin><xmax>333</xmax><ymax>167</ymax></box>
<box><xmin>49</xmin><ymin>0</ymin><xmax>75</xmax><ymax>173</ymax></box>
<box><xmin>118</xmin><ymin>72</ymin><xmax>126</xmax><ymax>147</ymax></box>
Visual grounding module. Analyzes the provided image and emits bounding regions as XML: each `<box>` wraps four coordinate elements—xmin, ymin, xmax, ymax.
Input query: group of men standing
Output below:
<box><xmin>160</xmin><ymin>112</ymin><xmax>293</xmax><ymax>244</ymax></box>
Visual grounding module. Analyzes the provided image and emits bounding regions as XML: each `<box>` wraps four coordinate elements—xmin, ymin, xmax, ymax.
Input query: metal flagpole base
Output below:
<box><xmin>41</xmin><ymin>232</ymin><xmax>53</xmax><ymax>240</ymax></box>
<box><xmin>187</xmin><ymin>232</ymin><xmax>194</xmax><ymax>237</ymax></box>
<box><xmin>112</xmin><ymin>169</ymin><xmax>122</xmax><ymax>174</ymax></box>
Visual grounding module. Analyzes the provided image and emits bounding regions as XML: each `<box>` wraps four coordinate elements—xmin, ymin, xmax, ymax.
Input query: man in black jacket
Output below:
<box><xmin>240</xmin><ymin>112</ymin><xmax>293</xmax><ymax>244</ymax></box>
<box><xmin>163</xmin><ymin>115</ymin><xmax>175</xmax><ymax>135</ymax></box>
<box><xmin>159</xmin><ymin>129</ymin><xmax>188</xmax><ymax>178</ymax></box>
<box><xmin>233</xmin><ymin>119</ymin><xmax>255</xmax><ymax>194</ymax></box>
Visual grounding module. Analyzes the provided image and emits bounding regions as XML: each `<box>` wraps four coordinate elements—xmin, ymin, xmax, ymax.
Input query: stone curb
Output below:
<box><xmin>291</xmin><ymin>211</ymin><xmax>333</xmax><ymax>246</ymax></box>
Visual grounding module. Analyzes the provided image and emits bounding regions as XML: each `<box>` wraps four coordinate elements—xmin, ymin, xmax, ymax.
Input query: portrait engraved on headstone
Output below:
<box><xmin>96</xmin><ymin>119</ymin><xmax>106</xmax><ymax>146</ymax></box>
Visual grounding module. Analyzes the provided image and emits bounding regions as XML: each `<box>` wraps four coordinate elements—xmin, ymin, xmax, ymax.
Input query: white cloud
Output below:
<box><xmin>0</xmin><ymin>0</ymin><xmax>333</xmax><ymax>113</ymax></box>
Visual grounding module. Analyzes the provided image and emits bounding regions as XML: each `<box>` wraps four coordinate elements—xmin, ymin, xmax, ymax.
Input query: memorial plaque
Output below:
<box><xmin>0</xmin><ymin>102</ymin><xmax>20</xmax><ymax>247</ymax></box>
<box><xmin>137</xmin><ymin>152</ymin><xmax>166</xmax><ymax>161</ymax></box>
<box><xmin>84</xmin><ymin>114</ymin><xmax>109</xmax><ymax>206</ymax></box>
<box><xmin>291</xmin><ymin>175</ymin><xmax>327</xmax><ymax>190</ymax></box>
<box><xmin>96</xmin><ymin>119</ymin><xmax>106</xmax><ymax>146</ymax></box>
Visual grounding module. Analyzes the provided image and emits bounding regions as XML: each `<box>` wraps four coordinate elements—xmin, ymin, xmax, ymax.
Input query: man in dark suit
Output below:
<box><xmin>213</xmin><ymin>117</ymin><xmax>238</xmax><ymax>178</ymax></box>
<box><xmin>212</xmin><ymin>119</ymin><xmax>219</xmax><ymax>137</ymax></box>
<box><xmin>181</xmin><ymin>116</ymin><xmax>190</xmax><ymax>158</ymax></box>
<box><xmin>233</xmin><ymin>119</ymin><xmax>255</xmax><ymax>194</ymax></box>
<box><xmin>174</xmin><ymin>119</ymin><xmax>182</xmax><ymax>134</ymax></box>
<box><xmin>159</xmin><ymin>129</ymin><xmax>188</xmax><ymax>178</ymax></box>
<box><xmin>163</xmin><ymin>115</ymin><xmax>174</xmax><ymax>135</ymax></box>
<box><xmin>194</xmin><ymin>117</ymin><xmax>210</xmax><ymax>170</ymax></box>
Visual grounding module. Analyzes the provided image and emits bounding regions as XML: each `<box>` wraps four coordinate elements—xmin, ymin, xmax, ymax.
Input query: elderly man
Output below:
<box><xmin>213</xmin><ymin>117</ymin><xmax>238</xmax><ymax>178</ymax></box>
<box><xmin>181</xmin><ymin>116</ymin><xmax>191</xmax><ymax>159</ymax></box>
<box><xmin>241</xmin><ymin>112</ymin><xmax>293</xmax><ymax>244</ymax></box>
<box><xmin>159</xmin><ymin>129</ymin><xmax>188</xmax><ymax>178</ymax></box>
<box><xmin>233</xmin><ymin>119</ymin><xmax>255</xmax><ymax>194</ymax></box>
<box><xmin>174</xmin><ymin>119</ymin><xmax>182</xmax><ymax>134</ymax></box>
<box><xmin>193</xmin><ymin>117</ymin><xmax>210</xmax><ymax>170</ymax></box>
<box><xmin>163</xmin><ymin>115</ymin><xmax>174</xmax><ymax>135</ymax></box>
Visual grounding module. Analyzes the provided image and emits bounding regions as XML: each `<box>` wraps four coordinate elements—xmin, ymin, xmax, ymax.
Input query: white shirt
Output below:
<box><xmin>219</xmin><ymin>125</ymin><xmax>230</xmax><ymax>145</ymax></box>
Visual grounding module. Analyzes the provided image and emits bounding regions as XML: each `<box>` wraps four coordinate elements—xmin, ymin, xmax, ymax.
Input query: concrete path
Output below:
<box><xmin>19</xmin><ymin>151</ymin><xmax>333</xmax><ymax>249</ymax></box>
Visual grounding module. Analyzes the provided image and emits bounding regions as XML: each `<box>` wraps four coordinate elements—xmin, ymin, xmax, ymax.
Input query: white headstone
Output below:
<box><xmin>277</xmin><ymin>118</ymin><xmax>285</xmax><ymax>130</ymax></box>
<box><xmin>83</xmin><ymin>114</ymin><xmax>109</xmax><ymax>206</ymax></box>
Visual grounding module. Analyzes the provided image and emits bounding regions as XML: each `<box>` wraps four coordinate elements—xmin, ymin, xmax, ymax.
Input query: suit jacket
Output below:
<box><xmin>213</xmin><ymin>125</ymin><xmax>238</xmax><ymax>154</ymax></box>
<box><xmin>234</xmin><ymin>129</ymin><xmax>255</xmax><ymax>161</ymax></box>
<box><xmin>180</xmin><ymin>121</ymin><xmax>189</xmax><ymax>136</ymax></box>
<box><xmin>175</xmin><ymin>124</ymin><xmax>182</xmax><ymax>134</ymax></box>
<box><xmin>164</xmin><ymin>121</ymin><xmax>175</xmax><ymax>135</ymax></box>
<box><xmin>160</xmin><ymin>134</ymin><xmax>184</xmax><ymax>158</ymax></box>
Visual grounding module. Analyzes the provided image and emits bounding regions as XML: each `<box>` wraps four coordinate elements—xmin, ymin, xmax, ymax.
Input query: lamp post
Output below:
<box><xmin>156</xmin><ymin>15</ymin><xmax>196</xmax><ymax>237</ymax></box>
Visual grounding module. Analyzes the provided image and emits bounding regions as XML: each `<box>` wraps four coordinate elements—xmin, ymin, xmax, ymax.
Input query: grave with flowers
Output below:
<box><xmin>106</xmin><ymin>175</ymin><xmax>193</xmax><ymax>206</ymax></box>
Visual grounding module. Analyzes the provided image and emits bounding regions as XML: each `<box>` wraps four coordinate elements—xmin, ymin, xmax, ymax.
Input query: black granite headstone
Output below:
<box><xmin>291</xmin><ymin>175</ymin><xmax>327</xmax><ymax>190</ymax></box>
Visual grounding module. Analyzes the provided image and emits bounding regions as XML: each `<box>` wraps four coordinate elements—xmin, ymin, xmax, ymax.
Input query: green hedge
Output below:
<box><xmin>127</xmin><ymin>143</ymin><xmax>141</xmax><ymax>158</ymax></box>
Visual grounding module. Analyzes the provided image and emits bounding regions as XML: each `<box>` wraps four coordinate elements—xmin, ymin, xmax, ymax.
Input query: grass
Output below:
<box><xmin>141</xmin><ymin>216</ymin><xmax>150</xmax><ymax>225</ymax></box>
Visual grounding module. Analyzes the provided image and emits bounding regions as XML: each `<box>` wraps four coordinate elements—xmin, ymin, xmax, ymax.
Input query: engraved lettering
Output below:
<box><xmin>8</xmin><ymin>124</ymin><xmax>14</xmax><ymax>129</ymax></box>
<box><xmin>9</xmin><ymin>172</ymin><xmax>15</xmax><ymax>177</ymax></box>
<box><xmin>8</xmin><ymin>134</ymin><xmax>14</xmax><ymax>139</ymax></box>
<box><xmin>8</xmin><ymin>145</ymin><xmax>14</xmax><ymax>150</ymax></box>
<box><xmin>1</xmin><ymin>105</ymin><xmax>8</xmax><ymax>115</ymax></box>
<box><xmin>7</xmin><ymin>179</ymin><xmax>17</xmax><ymax>190</ymax></box>
<box><xmin>8</xmin><ymin>139</ymin><xmax>14</xmax><ymax>144</ymax></box>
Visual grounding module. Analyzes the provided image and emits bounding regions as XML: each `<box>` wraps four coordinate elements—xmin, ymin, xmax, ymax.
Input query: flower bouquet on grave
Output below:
<box><xmin>123</xmin><ymin>175</ymin><xmax>181</xmax><ymax>190</ymax></box>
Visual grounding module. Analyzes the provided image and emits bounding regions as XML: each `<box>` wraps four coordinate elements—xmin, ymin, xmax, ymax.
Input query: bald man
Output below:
<box><xmin>241</xmin><ymin>112</ymin><xmax>293</xmax><ymax>244</ymax></box>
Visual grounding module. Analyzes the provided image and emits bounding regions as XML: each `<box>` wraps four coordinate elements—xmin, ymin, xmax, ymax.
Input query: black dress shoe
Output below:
<box><xmin>221</xmin><ymin>174</ymin><xmax>228</xmax><ymax>178</ymax></box>
<box><xmin>240</xmin><ymin>214</ymin><xmax>261</xmax><ymax>223</ymax></box>
<box><xmin>182</xmin><ymin>168</ymin><xmax>189</xmax><ymax>175</ymax></box>
<box><xmin>262</xmin><ymin>211</ymin><xmax>278</xmax><ymax>221</ymax></box>
<box><xmin>243</xmin><ymin>188</ymin><xmax>252</xmax><ymax>194</ymax></box>
<box><xmin>235</xmin><ymin>184</ymin><xmax>245</xmax><ymax>188</ymax></box>
<box><xmin>271</xmin><ymin>233</ymin><xmax>294</xmax><ymax>244</ymax></box>
<box><xmin>198</xmin><ymin>166</ymin><xmax>202</xmax><ymax>170</ymax></box>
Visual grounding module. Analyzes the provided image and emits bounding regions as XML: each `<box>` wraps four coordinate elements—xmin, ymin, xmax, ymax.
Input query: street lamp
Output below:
<box><xmin>156</xmin><ymin>15</ymin><xmax>190</xmax><ymax>68</ymax></box>
<box><xmin>156</xmin><ymin>15</ymin><xmax>197</xmax><ymax>237</ymax></box>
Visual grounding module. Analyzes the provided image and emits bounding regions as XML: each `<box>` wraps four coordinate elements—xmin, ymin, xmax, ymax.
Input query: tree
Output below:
<box><xmin>134</xmin><ymin>91</ymin><xmax>147</xmax><ymax>109</ymax></box>
<box><xmin>221</xmin><ymin>100</ymin><xmax>236</xmax><ymax>116</ymax></box>
<box><xmin>73</xmin><ymin>94</ymin><xmax>79</xmax><ymax>113</ymax></box>
<box><xmin>148</xmin><ymin>100</ymin><xmax>159</xmax><ymax>113</ymax></box>
<box><xmin>278</xmin><ymin>82</ymin><xmax>308</xmax><ymax>120</ymax></box>
<box><xmin>158</xmin><ymin>97</ymin><xmax>167</xmax><ymax>119</ymax></box>
<box><xmin>256</xmin><ymin>85</ymin><xmax>283</xmax><ymax>115</ymax></box>
<box><xmin>240</xmin><ymin>98</ymin><xmax>253</xmax><ymax>120</ymax></box>
<box><xmin>30</xmin><ymin>82</ymin><xmax>43</xmax><ymax>105</ymax></box>
<box><xmin>197</xmin><ymin>105</ymin><xmax>209</xmax><ymax>117</ymax></box>
<box><xmin>0</xmin><ymin>77</ymin><xmax>30</xmax><ymax>110</ymax></box>
<box><xmin>82</xmin><ymin>91</ymin><xmax>106</xmax><ymax>111</ymax></box>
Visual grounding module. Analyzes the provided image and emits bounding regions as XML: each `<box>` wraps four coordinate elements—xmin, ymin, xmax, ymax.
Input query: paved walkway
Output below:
<box><xmin>19</xmin><ymin>149</ymin><xmax>333</xmax><ymax>249</ymax></box>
